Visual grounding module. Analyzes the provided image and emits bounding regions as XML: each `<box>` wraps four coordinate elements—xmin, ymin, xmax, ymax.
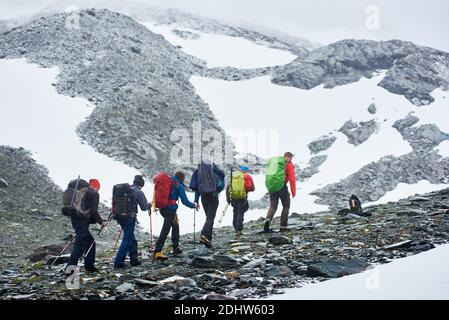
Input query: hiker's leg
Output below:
<box><xmin>280</xmin><ymin>186</ymin><xmax>291</xmax><ymax>228</ymax></box>
<box><xmin>231</xmin><ymin>201</ymin><xmax>238</xmax><ymax>231</ymax></box>
<box><xmin>155</xmin><ymin>209</ymin><xmax>173</xmax><ymax>253</ymax></box>
<box><xmin>236</xmin><ymin>200</ymin><xmax>246</xmax><ymax>232</ymax></box>
<box><xmin>171</xmin><ymin>213</ymin><xmax>180</xmax><ymax>248</ymax></box>
<box><xmin>68</xmin><ymin>219</ymin><xmax>88</xmax><ymax>267</ymax></box>
<box><xmin>115</xmin><ymin>218</ymin><xmax>131</xmax><ymax>265</ymax></box>
<box><xmin>266</xmin><ymin>192</ymin><xmax>280</xmax><ymax>221</ymax></box>
<box><xmin>206</xmin><ymin>195</ymin><xmax>219</xmax><ymax>241</ymax></box>
<box><xmin>83</xmin><ymin>228</ymin><xmax>96</xmax><ymax>269</ymax></box>
<box><xmin>200</xmin><ymin>195</ymin><xmax>210</xmax><ymax>237</ymax></box>
<box><xmin>127</xmin><ymin>218</ymin><xmax>138</xmax><ymax>263</ymax></box>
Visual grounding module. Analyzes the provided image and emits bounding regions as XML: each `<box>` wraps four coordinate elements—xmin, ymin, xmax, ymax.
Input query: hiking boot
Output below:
<box><xmin>130</xmin><ymin>260</ymin><xmax>141</xmax><ymax>267</ymax></box>
<box><xmin>153</xmin><ymin>252</ymin><xmax>168</xmax><ymax>261</ymax></box>
<box><xmin>279</xmin><ymin>225</ymin><xmax>291</xmax><ymax>232</ymax></box>
<box><xmin>263</xmin><ymin>219</ymin><xmax>271</xmax><ymax>233</ymax></box>
<box><xmin>173</xmin><ymin>247</ymin><xmax>183</xmax><ymax>256</ymax></box>
<box><xmin>200</xmin><ymin>235</ymin><xmax>212</xmax><ymax>248</ymax></box>
<box><xmin>113</xmin><ymin>263</ymin><xmax>125</xmax><ymax>269</ymax></box>
<box><xmin>235</xmin><ymin>231</ymin><xmax>243</xmax><ymax>237</ymax></box>
<box><xmin>85</xmin><ymin>266</ymin><xmax>99</xmax><ymax>273</ymax></box>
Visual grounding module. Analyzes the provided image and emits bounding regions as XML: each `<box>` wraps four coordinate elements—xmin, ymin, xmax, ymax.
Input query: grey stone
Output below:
<box><xmin>265</xmin><ymin>265</ymin><xmax>294</xmax><ymax>278</ymax></box>
<box><xmin>307</xmin><ymin>258</ymin><xmax>369</xmax><ymax>278</ymax></box>
<box><xmin>0</xmin><ymin>177</ymin><xmax>8</xmax><ymax>188</ymax></box>
<box><xmin>116</xmin><ymin>282</ymin><xmax>135</xmax><ymax>293</ymax></box>
<box><xmin>268</xmin><ymin>234</ymin><xmax>293</xmax><ymax>245</ymax></box>
<box><xmin>367</xmin><ymin>103</ymin><xmax>377</xmax><ymax>114</ymax></box>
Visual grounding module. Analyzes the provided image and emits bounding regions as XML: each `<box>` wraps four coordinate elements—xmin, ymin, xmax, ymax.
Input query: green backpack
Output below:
<box><xmin>265</xmin><ymin>156</ymin><xmax>286</xmax><ymax>193</ymax></box>
<box><xmin>230</xmin><ymin>170</ymin><xmax>246</xmax><ymax>200</ymax></box>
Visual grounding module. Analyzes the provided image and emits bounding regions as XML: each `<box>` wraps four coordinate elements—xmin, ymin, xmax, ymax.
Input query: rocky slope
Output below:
<box><xmin>272</xmin><ymin>39</ymin><xmax>449</xmax><ymax>106</ymax></box>
<box><xmin>0</xmin><ymin>8</ymin><xmax>226</xmax><ymax>177</ymax></box>
<box><xmin>1</xmin><ymin>187</ymin><xmax>448</xmax><ymax>300</ymax></box>
<box><xmin>0</xmin><ymin>146</ymin><xmax>122</xmax><ymax>270</ymax></box>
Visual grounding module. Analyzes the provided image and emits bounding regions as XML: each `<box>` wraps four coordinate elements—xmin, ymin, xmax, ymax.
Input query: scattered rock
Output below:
<box><xmin>0</xmin><ymin>177</ymin><xmax>8</xmax><ymax>188</ymax></box>
<box><xmin>367</xmin><ymin>103</ymin><xmax>377</xmax><ymax>114</ymax></box>
<box><xmin>116</xmin><ymin>283</ymin><xmax>135</xmax><ymax>293</ymax></box>
<box><xmin>268</xmin><ymin>234</ymin><xmax>292</xmax><ymax>245</ymax></box>
<box><xmin>265</xmin><ymin>265</ymin><xmax>294</xmax><ymax>278</ymax></box>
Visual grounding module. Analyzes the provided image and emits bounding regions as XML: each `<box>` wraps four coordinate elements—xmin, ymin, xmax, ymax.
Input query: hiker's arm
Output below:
<box><xmin>286</xmin><ymin>163</ymin><xmax>296</xmax><ymax>197</ymax></box>
<box><xmin>90</xmin><ymin>192</ymin><xmax>103</xmax><ymax>225</ymax></box>
<box><xmin>226</xmin><ymin>184</ymin><xmax>231</xmax><ymax>203</ymax></box>
<box><xmin>179</xmin><ymin>184</ymin><xmax>195</xmax><ymax>209</ymax></box>
<box><xmin>194</xmin><ymin>191</ymin><xmax>200</xmax><ymax>203</ymax></box>
<box><xmin>136</xmin><ymin>190</ymin><xmax>151</xmax><ymax>211</ymax></box>
<box><xmin>245</xmin><ymin>174</ymin><xmax>255</xmax><ymax>193</ymax></box>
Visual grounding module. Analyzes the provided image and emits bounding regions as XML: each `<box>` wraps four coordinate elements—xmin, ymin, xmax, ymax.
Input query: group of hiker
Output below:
<box><xmin>61</xmin><ymin>152</ymin><xmax>296</xmax><ymax>274</ymax></box>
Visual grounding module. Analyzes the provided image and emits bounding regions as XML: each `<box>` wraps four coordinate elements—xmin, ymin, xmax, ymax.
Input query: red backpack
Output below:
<box><xmin>153</xmin><ymin>172</ymin><xmax>178</xmax><ymax>209</ymax></box>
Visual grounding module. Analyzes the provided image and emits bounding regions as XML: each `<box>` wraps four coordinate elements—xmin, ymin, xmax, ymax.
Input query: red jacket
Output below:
<box><xmin>244</xmin><ymin>173</ymin><xmax>255</xmax><ymax>193</ymax></box>
<box><xmin>285</xmin><ymin>161</ymin><xmax>296</xmax><ymax>197</ymax></box>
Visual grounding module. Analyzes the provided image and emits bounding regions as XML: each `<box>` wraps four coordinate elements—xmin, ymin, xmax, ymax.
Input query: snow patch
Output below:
<box><xmin>365</xmin><ymin>181</ymin><xmax>449</xmax><ymax>207</ymax></box>
<box><xmin>437</xmin><ymin>140</ymin><xmax>449</xmax><ymax>158</ymax></box>
<box><xmin>265</xmin><ymin>244</ymin><xmax>449</xmax><ymax>300</ymax></box>
<box><xmin>140</xmin><ymin>22</ymin><xmax>296</xmax><ymax>68</ymax></box>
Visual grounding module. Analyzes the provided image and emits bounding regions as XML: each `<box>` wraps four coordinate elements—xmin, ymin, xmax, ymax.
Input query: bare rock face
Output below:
<box><xmin>339</xmin><ymin>120</ymin><xmax>379</xmax><ymax>146</ymax></box>
<box><xmin>308</xmin><ymin>135</ymin><xmax>336</xmax><ymax>154</ymax></box>
<box><xmin>271</xmin><ymin>39</ymin><xmax>449</xmax><ymax>106</ymax></box>
<box><xmin>0</xmin><ymin>9</ymin><xmax>225</xmax><ymax>177</ymax></box>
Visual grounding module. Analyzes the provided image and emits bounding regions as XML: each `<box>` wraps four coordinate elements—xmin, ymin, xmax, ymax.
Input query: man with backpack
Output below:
<box><xmin>152</xmin><ymin>171</ymin><xmax>198</xmax><ymax>261</ymax></box>
<box><xmin>264</xmin><ymin>152</ymin><xmax>296</xmax><ymax>233</ymax></box>
<box><xmin>113</xmin><ymin>175</ymin><xmax>151</xmax><ymax>269</ymax></box>
<box><xmin>65</xmin><ymin>178</ymin><xmax>106</xmax><ymax>273</ymax></box>
<box><xmin>226</xmin><ymin>166</ymin><xmax>255</xmax><ymax>235</ymax></box>
<box><xmin>190</xmin><ymin>161</ymin><xmax>225</xmax><ymax>248</ymax></box>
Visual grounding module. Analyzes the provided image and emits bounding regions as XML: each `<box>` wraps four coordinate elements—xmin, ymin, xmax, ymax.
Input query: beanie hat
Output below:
<box><xmin>239</xmin><ymin>166</ymin><xmax>249</xmax><ymax>172</ymax></box>
<box><xmin>133</xmin><ymin>175</ymin><xmax>145</xmax><ymax>187</ymax></box>
<box><xmin>89</xmin><ymin>179</ymin><xmax>100</xmax><ymax>190</ymax></box>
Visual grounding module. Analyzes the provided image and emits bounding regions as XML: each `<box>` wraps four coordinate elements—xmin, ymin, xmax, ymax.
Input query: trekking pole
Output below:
<box><xmin>109</xmin><ymin>229</ymin><xmax>122</xmax><ymax>264</ymax></box>
<box><xmin>149</xmin><ymin>188</ymin><xmax>157</xmax><ymax>252</ymax></box>
<box><xmin>84</xmin><ymin>240</ymin><xmax>96</xmax><ymax>260</ymax></box>
<box><xmin>216</xmin><ymin>167</ymin><xmax>233</xmax><ymax>230</ymax></box>
<box><xmin>97</xmin><ymin>211</ymin><xmax>113</xmax><ymax>236</ymax></box>
<box><xmin>193</xmin><ymin>208</ymin><xmax>196</xmax><ymax>248</ymax></box>
<box><xmin>48</xmin><ymin>235</ymin><xmax>75</xmax><ymax>269</ymax></box>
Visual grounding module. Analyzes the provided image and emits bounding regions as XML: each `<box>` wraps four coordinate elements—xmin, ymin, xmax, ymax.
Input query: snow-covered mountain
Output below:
<box><xmin>1</xmin><ymin>5</ymin><xmax>449</xmax><ymax>234</ymax></box>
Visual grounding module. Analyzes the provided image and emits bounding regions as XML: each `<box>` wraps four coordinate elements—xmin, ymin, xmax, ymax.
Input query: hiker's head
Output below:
<box><xmin>175</xmin><ymin>171</ymin><xmax>186</xmax><ymax>182</ymax></box>
<box><xmin>239</xmin><ymin>166</ymin><xmax>249</xmax><ymax>173</ymax></box>
<box><xmin>89</xmin><ymin>179</ymin><xmax>100</xmax><ymax>191</ymax></box>
<box><xmin>133</xmin><ymin>175</ymin><xmax>145</xmax><ymax>188</ymax></box>
<box><xmin>284</xmin><ymin>151</ymin><xmax>294</xmax><ymax>162</ymax></box>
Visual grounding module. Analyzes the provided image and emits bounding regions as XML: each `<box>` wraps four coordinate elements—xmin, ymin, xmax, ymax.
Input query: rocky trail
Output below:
<box><xmin>1</xmin><ymin>188</ymin><xmax>448</xmax><ymax>300</ymax></box>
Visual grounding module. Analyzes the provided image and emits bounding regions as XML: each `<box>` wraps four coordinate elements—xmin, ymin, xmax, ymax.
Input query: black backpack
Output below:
<box><xmin>112</xmin><ymin>183</ymin><xmax>136</xmax><ymax>220</ymax></box>
<box><xmin>62</xmin><ymin>178</ymin><xmax>91</xmax><ymax>218</ymax></box>
<box><xmin>349</xmin><ymin>194</ymin><xmax>363</xmax><ymax>212</ymax></box>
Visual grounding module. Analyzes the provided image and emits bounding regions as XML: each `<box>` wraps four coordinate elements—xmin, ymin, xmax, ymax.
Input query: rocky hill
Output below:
<box><xmin>271</xmin><ymin>39</ymin><xmax>449</xmax><ymax>106</ymax></box>
<box><xmin>0</xmin><ymin>8</ymin><xmax>226</xmax><ymax>177</ymax></box>
<box><xmin>0</xmin><ymin>145</ymin><xmax>122</xmax><ymax>270</ymax></box>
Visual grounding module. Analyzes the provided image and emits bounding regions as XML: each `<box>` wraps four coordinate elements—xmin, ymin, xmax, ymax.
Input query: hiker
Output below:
<box><xmin>264</xmin><ymin>152</ymin><xmax>296</xmax><ymax>233</ymax></box>
<box><xmin>152</xmin><ymin>171</ymin><xmax>198</xmax><ymax>261</ymax></box>
<box><xmin>190</xmin><ymin>161</ymin><xmax>225</xmax><ymax>248</ymax></box>
<box><xmin>114</xmin><ymin>175</ymin><xmax>150</xmax><ymax>269</ymax></box>
<box><xmin>349</xmin><ymin>194</ymin><xmax>363</xmax><ymax>215</ymax></box>
<box><xmin>226</xmin><ymin>166</ymin><xmax>255</xmax><ymax>235</ymax></box>
<box><xmin>66</xmin><ymin>178</ymin><xmax>106</xmax><ymax>273</ymax></box>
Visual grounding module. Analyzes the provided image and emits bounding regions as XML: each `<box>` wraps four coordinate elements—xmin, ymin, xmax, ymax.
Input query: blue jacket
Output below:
<box><xmin>167</xmin><ymin>176</ymin><xmax>196</xmax><ymax>211</ymax></box>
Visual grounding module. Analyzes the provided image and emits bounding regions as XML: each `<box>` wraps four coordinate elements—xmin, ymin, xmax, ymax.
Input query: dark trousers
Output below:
<box><xmin>201</xmin><ymin>193</ymin><xmax>219</xmax><ymax>241</ymax></box>
<box><xmin>115</xmin><ymin>217</ymin><xmax>138</xmax><ymax>265</ymax></box>
<box><xmin>266</xmin><ymin>185</ymin><xmax>290</xmax><ymax>227</ymax></box>
<box><xmin>232</xmin><ymin>199</ymin><xmax>249</xmax><ymax>232</ymax></box>
<box><xmin>68</xmin><ymin>217</ymin><xmax>95</xmax><ymax>269</ymax></box>
<box><xmin>155</xmin><ymin>208</ymin><xmax>179</xmax><ymax>252</ymax></box>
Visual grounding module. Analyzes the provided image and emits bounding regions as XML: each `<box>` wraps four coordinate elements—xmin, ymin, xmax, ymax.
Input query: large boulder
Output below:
<box><xmin>307</xmin><ymin>258</ymin><xmax>369</xmax><ymax>278</ymax></box>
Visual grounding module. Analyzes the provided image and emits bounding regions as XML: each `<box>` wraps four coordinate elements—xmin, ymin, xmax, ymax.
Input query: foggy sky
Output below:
<box><xmin>1</xmin><ymin>0</ymin><xmax>448</xmax><ymax>52</ymax></box>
